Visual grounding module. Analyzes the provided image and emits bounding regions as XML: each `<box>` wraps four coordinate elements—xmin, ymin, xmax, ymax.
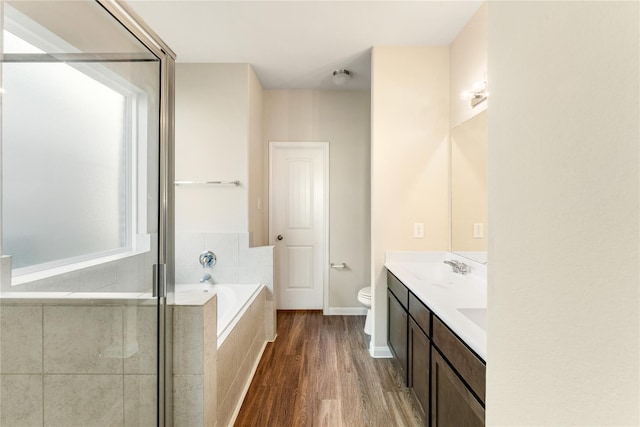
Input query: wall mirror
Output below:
<box><xmin>451</xmin><ymin>110</ymin><xmax>487</xmax><ymax>264</ymax></box>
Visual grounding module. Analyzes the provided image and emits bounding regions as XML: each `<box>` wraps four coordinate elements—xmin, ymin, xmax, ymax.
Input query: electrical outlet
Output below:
<box><xmin>473</xmin><ymin>223</ymin><xmax>484</xmax><ymax>238</ymax></box>
<box><xmin>413</xmin><ymin>223</ymin><xmax>424</xmax><ymax>239</ymax></box>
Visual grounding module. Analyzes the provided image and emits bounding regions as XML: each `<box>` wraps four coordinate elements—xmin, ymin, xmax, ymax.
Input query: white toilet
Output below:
<box><xmin>357</xmin><ymin>286</ymin><xmax>372</xmax><ymax>335</ymax></box>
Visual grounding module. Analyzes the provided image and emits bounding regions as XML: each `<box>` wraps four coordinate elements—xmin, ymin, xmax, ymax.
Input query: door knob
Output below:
<box><xmin>277</xmin><ymin>235</ymin><xmax>284</xmax><ymax>241</ymax></box>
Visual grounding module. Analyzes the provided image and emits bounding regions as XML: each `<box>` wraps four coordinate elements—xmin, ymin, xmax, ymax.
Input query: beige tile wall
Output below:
<box><xmin>0</xmin><ymin>374</ymin><xmax>42</xmax><ymax>426</ymax></box>
<box><xmin>0</xmin><ymin>302</ymin><xmax>157</xmax><ymax>426</ymax></box>
<box><xmin>172</xmin><ymin>287</ymin><xmax>267</xmax><ymax>427</ymax></box>
<box><xmin>1</xmin><ymin>286</ymin><xmax>266</xmax><ymax>427</ymax></box>
<box><xmin>172</xmin><ymin>296</ymin><xmax>217</xmax><ymax>426</ymax></box>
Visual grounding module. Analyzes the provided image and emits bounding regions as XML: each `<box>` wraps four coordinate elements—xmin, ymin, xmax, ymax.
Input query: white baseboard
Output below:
<box><xmin>325</xmin><ymin>306</ymin><xmax>367</xmax><ymax>316</ymax></box>
<box><xmin>369</xmin><ymin>345</ymin><xmax>393</xmax><ymax>358</ymax></box>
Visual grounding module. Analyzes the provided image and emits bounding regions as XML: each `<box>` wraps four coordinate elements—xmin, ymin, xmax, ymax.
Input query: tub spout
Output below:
<box><xmin>200</xmin><ymin>273</ymin><xmax>212</xmax><ymax>283</ymax></box>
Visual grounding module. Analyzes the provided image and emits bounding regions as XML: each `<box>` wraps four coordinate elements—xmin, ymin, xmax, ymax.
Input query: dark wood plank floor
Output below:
<box><xmin>234</xmin><ymin>311</ymin><xmax>424</xmax><ymax>427</ymax></box>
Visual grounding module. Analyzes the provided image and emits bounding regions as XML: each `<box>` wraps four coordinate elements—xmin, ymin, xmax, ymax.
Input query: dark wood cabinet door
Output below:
<box><xmin>388</xmin><ymin>289</ymin><xmax>408</xmax><ymax>384</ymax></box>
<box><xmin>431</xmin><ymin>350</ymin><xmax>485</xmax><ymax>427</ymax></box>
<box><xmin>409</xmin><ymin>318</ymin><xmax>430</xmax><ymax>424</ymax></box>
<box><xmin>433</xmin><ymin>317</ymin><xmax>485</xmax><ymax>403</ymax></box>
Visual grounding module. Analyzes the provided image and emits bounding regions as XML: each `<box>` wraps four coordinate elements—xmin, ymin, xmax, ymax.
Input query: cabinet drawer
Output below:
<box><xmin>409</xmin><ymin>292</ymin><xmax>431</xmax><ymax>337</ymax></box>
<box><xmin>387</xmin><ymin>271</ymin><xmax>409</xmax><ymax>309</ymax></box>
<box><xmin>432</xmin><ymin>317</ymin><xmax>485</xmax><ymax>403</ymax></box>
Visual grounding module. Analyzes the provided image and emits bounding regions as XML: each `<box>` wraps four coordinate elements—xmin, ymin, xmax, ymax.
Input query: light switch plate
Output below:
<box><xmin>473</xmin><ymin>223</ymin><xmax>484</xmax><ymax>238</ymax></box>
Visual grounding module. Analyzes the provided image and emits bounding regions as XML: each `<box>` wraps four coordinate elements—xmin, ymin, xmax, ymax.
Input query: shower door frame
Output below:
<box><xmin>95</xmin><ymin>1</ymin><xmax>176</xmax><ymax>425</ymax></box>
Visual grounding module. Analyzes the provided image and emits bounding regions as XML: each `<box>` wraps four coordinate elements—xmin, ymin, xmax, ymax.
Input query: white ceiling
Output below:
<box><xmin>127</xmin><ymin>1</ymin><xmax>483</xmax><ymax>91</ymax></box>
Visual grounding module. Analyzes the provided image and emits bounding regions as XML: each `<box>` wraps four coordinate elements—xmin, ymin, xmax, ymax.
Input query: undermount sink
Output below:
<box><xmin>403</xmin><ymin>263</ymin><xmax>456</xmax><ymax>283</ymax></box>
<box><xmin>458</xmin><ymin>308</ymin><xmax>487</xmax><ymax>331</ymax></box>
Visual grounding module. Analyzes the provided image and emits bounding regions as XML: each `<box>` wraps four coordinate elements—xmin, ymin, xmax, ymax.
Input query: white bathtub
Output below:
<box><xmin>175</xmin><ymin>283</ymin><xmax>263</xmax><ymax>347</ymax></box>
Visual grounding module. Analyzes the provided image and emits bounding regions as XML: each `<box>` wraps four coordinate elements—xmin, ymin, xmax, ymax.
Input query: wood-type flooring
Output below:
<box><xmin>234</xmin><ymin>310</ymin><xmax>424</xmax><ymax>427</ymax></box>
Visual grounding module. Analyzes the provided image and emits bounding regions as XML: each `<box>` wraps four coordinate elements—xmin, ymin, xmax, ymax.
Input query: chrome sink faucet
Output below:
<box><xmin>444</xmin><ymin>260</ymin><xmax>470</xmax><ymax>275</ymax></box>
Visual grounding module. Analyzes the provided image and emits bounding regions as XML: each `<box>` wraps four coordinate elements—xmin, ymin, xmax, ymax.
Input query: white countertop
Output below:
<box><xmin>385</xmin><ymin>252</ymin><xmax>487</xmax><ymax>361</ymax></box>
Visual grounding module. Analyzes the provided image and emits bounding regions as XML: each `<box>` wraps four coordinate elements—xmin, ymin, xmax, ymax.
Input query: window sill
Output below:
<box><xmin>9</xmin><ymin>234</ymin><xmax>152</xmax><ymax>287</ymax></box>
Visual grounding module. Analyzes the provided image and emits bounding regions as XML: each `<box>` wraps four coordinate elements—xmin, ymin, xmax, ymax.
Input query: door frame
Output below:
<box><xmin>269</xmin><ymin>141</ymin><xmax>330</xmax><ymax>314</ymax></box>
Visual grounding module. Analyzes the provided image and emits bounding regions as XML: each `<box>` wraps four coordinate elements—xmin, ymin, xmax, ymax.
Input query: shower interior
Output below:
<box><xmin>0</xmin><ymin>1</ymin><xmax>175</xmax><ymax>425</ymax></box>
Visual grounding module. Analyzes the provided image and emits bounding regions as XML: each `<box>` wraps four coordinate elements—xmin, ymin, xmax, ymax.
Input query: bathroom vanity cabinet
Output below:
<box><xmin>408</xmin><ymin>291</ymin><xmax>431</xmax><ymax>420</ymax></box>
<box><xmin>387</xmin><ymin>271</ymin><xmax>409</xmax><ymax>382</ymax></box>
<box><xmin>387</xmin><ymin>270</ymin><xmax>485</xmax><ymax>427</ymax></box>
<box><xmin>432</xmin><ymin>316</ymin><xmax>485</xmax><ymax>426</ymax></box>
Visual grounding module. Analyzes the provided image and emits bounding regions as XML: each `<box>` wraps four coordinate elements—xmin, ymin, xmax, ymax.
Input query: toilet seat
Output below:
<box><xmin>357</xmin><ymin>287</ymin><xmax>373</xmax><ymax>336</ymax></box>
<box><xmin>357</xmin><ymin>287</ymin><xmax>372</xmax><ymax>307</ymax></box>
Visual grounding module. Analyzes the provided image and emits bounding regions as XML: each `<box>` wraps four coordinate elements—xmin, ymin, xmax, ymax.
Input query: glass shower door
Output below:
<box><xmin>0</xmin><ymin>1</ymin><xmax>174</xmax><ymax>425</ymax></box>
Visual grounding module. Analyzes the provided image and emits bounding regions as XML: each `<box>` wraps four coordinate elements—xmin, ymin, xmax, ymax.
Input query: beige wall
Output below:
<box><xmin>370</xmin><ymin>46</ymin><xmax>449</xmax><ymax>351</ymax></box>
<box><xmin>487</xmin><ymin>1</ymin><xmax>639</xmax><ymax>424</ymax></box>
<box><xmin>263</xmin><ymin>90</ymin><xmax>371</xmax><ymax>308</ymax></box>
<box><xmin>450</xmin><ymin>1</ymin><xmax>487</xmax><ymax>128</ymax></box>
<box><xmin>175</xmin><ymin>63</ymin><xmax>259</xmax><ymax>234</ymax></box>
<box><xmin>248</xmin><ymin>68</ymin><xmax>265</xmax><ymax>246</ymax></box>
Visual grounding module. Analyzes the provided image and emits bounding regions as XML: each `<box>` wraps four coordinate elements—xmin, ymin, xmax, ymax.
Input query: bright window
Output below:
<box><xmin>1</xmin><ymin>22</ymin><xmax>152</xmax><ymax>279</ymax></box>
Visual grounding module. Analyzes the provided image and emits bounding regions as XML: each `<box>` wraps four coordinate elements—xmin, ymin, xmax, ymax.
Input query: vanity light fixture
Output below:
<box><xmin>462</xmin><ymin>81</ymin><xmax>488</xmax><ymax>107</ymax></box>
<box><xmin>332</xmin><ymin>69</ymin><xmax>351</xmax><ymax>86</ymax></box>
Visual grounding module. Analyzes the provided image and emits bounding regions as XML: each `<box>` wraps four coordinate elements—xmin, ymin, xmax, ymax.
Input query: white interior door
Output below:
<box><xmin>270</xmin><ymin>142</ymin><xmax>328</xmax><ymax>310</ymax></box>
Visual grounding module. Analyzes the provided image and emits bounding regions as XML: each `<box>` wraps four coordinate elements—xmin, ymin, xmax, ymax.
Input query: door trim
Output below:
<box><xmin>269</xmin><ymin>141</ymin><xmax>329</xmax><ymax>314</ymax></box>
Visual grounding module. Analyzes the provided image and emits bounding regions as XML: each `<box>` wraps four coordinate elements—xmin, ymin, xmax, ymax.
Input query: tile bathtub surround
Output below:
<box><xmin>43</xmin><ymin>374</ymin><xmax>123</xmax><ymax>427</ymax></box>
<box><xmin>239</xmin><ymin>236</ymin><xmax>274</xmax><ymax>291</ymax></box>
<box><xmin>172</xmin><ymin>296</ymin><xmax>217</xmax><ymax>426</ymax></box>
<box><xmin>0</xmin><ymin>301</ymin><xmax>158</xmax><ymax>426</ymax></box>
<box><xmin>0</xmin><ymin>374</ymin><xmax>43</xmax><ymax>426</ymax></box>
<box><xmin>43</xmin><ymin>306</ymin><xmax>124</xmax><ymax>374</ymax></box>
<box><xmin>175</xmin><ymin>232</ymin><xmax>239</xmax><ymax>284</ymax></box>
<box><xmin>205</xmin><ymin>233</ymin><xmax>240</xmax><ymax>283</ymax></box>
<box><xmin>217</xmin><ymin>288</ymin><xmax>267</xmax><ymax>427</ymax></box>
<box><xmin>175</xmin><ymin>231</ymin><xmax>276</xmax><ymax>340</ymax></box>
<box><xmin>175</xmin><ymin>232</ymin><xmax>206</xmax><ymax>284</ymax></box>
<box><xmin>204</xmin><ymin>353</ymin><xmax>217</xmax><ymax>427</ymax></box>
<box><xmin>124</xmin><ymin>375</ymin><xmax>157</xmax><ymax>427</ymax></box>
<box><xmin>174</xmin><ymin>307</ymin><xmax>206</xmax><ymax>374</ymax></box>
<box><xmin>175</xmin><ymin>232</ymin><xmax>274</xmax><ymax>291</ymax></box>
<box><xmin>0</xmin><ymin>255</ymin><xmax>11</xmax><ymax>291</ymax></box>
<box><xmin>0</xmin><ymin>305</ymin><xmax>43</xmax><ymax>374</ymax></box>
<box><xmin>124</xmin><ymin>306</ymin><xmax>158</xmax><ymax>375</ymax></box>
<box><xmin>173</xmin><ymin>374</ymin><xmax>205</xmax><ymax>426</ymax></box>
<box><xmin>172</xmin><ymin>286</ymin><xmax>267</xmax><ymax>427</ymax></box>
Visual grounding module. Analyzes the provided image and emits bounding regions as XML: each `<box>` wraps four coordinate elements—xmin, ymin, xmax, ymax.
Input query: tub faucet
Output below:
<box><xmin>200</xmin><ymin>273</ymin><xmax>212</xmax><ymax>283</ymax></box>
<box><xmin>444</xmin><ymin>260</ymin><xmax>470</xmax><ymax>275</ymax></box>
